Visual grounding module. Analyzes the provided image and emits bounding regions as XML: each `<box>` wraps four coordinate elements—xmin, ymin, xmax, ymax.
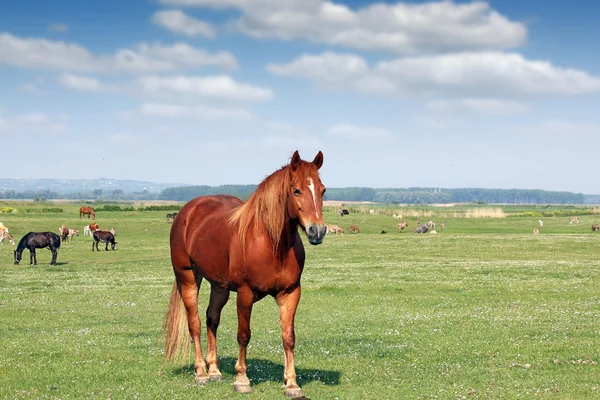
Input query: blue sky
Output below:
<box><xmin>1</xmin><ymin>0</ymin><xmax>599</xmax><ymax>193</ymax></box>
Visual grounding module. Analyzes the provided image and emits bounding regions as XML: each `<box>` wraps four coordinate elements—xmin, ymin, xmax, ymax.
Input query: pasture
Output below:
<box><xmin>0</xmin><ymin>202</ymin><xmax>599</xmax><ymax>399</ymax></box>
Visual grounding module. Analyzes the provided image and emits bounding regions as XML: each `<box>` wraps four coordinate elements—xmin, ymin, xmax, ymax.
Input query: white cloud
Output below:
<box><xmin>152</xmin><ymin>10</ymin><xmax>215</xmax><ymax>37</ymax></box>
<box><xmin>327</xmin><ymin>123</ymin><xmax>392</xmax><ymax>138</ymax></box>
<box><xmin>0</xmin><ymin>32</ymin><xmax>237</xmax><ymax>73</ymax></box>
<box><xmin>48</xmin><ymin>23</ymin><xmax>69</xmax><ymax>33</ymax></box>
<box><xmin>0</xmin><ymin>110</ymin><xmax>67</xmax><ymax>134</ymax></box>
<box><xmin>159</xmin><ymin>0</ymin><xmax>526</xmax><ymax>54</ymax></box>
<box><xmin>135</xmin><ymin>75</ymin><xmax>274</xmax><ymax>101</ymax></box>
<box><xmin>267</xmin><ymin>52</ymin><xmax>368</xmax><ymax>83</ymax></box>
<box><xmin>137</xmin><ymin>102</ymin><xmax>252</xmax><ymax>119</ymax></box>
<box><xmin>59</xmin><ymin>73</ymin><xmax>102</xmax><ymax>92</ymax></box>
<box><xmin>426</xmin><ymin>98</ymin><xmax>531</xmax><ymax>115</ymax></box>
<box><xmin>268</xmin><ymin>51</ymin><xmax>600</xmax><ymax>97</ymax></box>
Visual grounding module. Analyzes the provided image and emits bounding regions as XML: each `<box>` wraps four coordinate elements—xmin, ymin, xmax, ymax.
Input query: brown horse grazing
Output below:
<box><xmin>164</xmin><ymin>151</ymin><xmax>326</xmax><ymax>398</ymax></box>
<box><xmin>80</xmin><ymin>206</ymin><xmax>96</xmax><ymax>220</ymax></box>
<box><xmin>59</xmin><ymin>225</ymin><xmax>69</xmax><ymax>242</ymax></box>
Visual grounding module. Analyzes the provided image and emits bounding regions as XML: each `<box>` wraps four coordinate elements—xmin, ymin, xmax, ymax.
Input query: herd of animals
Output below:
<box><xmin>329</xmin><ymin>209</ymin><xmax>445</xmax><ymax>235</ymax></box>
<box><xmin>0</xmin><ymin>206</ymin><xmax>117</xmax><ymax>265</ymax></box>
<box><xmin>1</xmin><ymin>206</ymin><xmax>598</xmax><ymax>265</ymax></box>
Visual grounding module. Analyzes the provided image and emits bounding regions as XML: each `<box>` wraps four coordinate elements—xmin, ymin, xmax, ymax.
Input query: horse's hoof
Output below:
<box><xmin>284</xmin><ymin>387</ymin><xmax>304</xmax><ymax>398</ymax></box>
<box><xmin>233</xmin><ymin>383</ymin><xmax>252</xmax><ymax>393</ymax></box>
<box><xmin>195</xmin><ymin>376</ymin><xmax>209</xmax><ymax>385</ymax></box>
<box><xmin>209</xmin><ymin>374</ymin><xmax>222</xmax><ymax>382</ymax></box>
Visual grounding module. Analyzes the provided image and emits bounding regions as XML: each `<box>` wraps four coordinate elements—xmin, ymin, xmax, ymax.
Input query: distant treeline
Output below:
<box><xmin>0</xmin><ymin>189</ymin><xmax>157</xmax><ymax>201</ymax></box>
<box><xmin>0</xmin><ymin>186</ymin><xmax>586</xmax><ymax>205</ymax></box>
<box><xmin>157</xmin><ymin>185</ymin><xmax>584</xmax><ymax>205</ymax></box>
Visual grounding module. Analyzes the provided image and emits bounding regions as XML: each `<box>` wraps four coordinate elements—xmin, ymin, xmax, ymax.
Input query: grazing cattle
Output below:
<box><xmin>427</xmin><ymin>220</ymin><xmax>436</xmax><ymax>229</ymax></box>
<box><xmin>67</xmin><ymin>229</ymin><xmax>79</xmax><ymax>241</ymax></box>
<box><xmin>349</xmin><ymin>224</ymin><xmax>360</xmax><ymax>234</ymax></box>
<box><xmin>440</xmin><ymin>222</ymin><xmax>445</xmax><ymax>231</ymax></box>
<box><xmin>569</xmin><ymin>216</ymin><xmax>579</xmax><ymax>224</ymax></box>
<box><xmin>327</xmin><ymin>224</ymin><xmax>344</xmax><ymax>235</ymax></box>
<box><xmin>164</xmin><ymin>150</ymin><xmax>326</xmax><ymax>397</ymax></box>
<box><xmin>533</xmin><ymin>229</ymin><xmax>539</xmax><ymax>235</ymax></box>
<box><xmin>380</xmin><ymin>230</ymin><xmax>387</xmax><ymax>234</ymax></box>
<box><xmin>59</xmin><ymin>225</ymin><xmax>69</xmax><ymax>242</ymax></box>
<box><xmin>92</xmin><ymin>230</ymin><xmax>117</xmax><ymax>251</ymax></box>
<box><xmin>539</xmin><ymin>220</ymin><xmax>544</xmax><ymax>227</ymax></box>
<box><xmin>80</xmin><ymin>206</ymin><xmax>96</xmax><ymax>220</ymax></box>
<box><xmin>0</xmin><ymin>230</ymin><xmax>15</xmax><ymax>246</ymax></box>
<box><xmin>14</xmin><ymin>232</ymin><xmax>61</xmax><ymax>265</ymax></box>
<box><xmin>397</xmin><ymin>221</ymin><xmax>408</xmax><ymax>232</ymax></box>
<box><xmin>166</xmin><ymin>212</ymin><xmax>178</xmax><ymax>222</ymax></box>
<box><xmin>416</xmin><ymin>217</ymin><xmax>421</xmax><ymax>224</ymax></box>
<box><xmin>429</xmin><ymin>230</ymin><xmax>437</xmax><ymax>234</ymax></box>
<box><xmin>414</xmin><ymin>224</ymin><xmax>428</xmax><ymax>233</ymax></box>
<box><xmin>592</xmin><ymin>224</ymin><xmax>599</xmax><ymax>232</ymax></box>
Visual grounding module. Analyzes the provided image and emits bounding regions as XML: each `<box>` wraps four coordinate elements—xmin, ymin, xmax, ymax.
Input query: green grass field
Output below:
<box><xmin>1</xmin><ymin>203</ymin><xmax>599</xmax><ymax>399</ymax></box>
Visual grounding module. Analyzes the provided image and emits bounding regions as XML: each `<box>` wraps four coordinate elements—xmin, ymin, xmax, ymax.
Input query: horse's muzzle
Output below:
<box><xmin>306</xmin><ymin>224</ymin><xmax>327</xmax><ymax>245</ymax></box>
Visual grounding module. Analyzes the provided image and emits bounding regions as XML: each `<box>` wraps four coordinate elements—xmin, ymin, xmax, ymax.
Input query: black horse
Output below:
<box><xmin>414</xmin><ymin>224</ymin><xmax>429</xmax><ymax>234</ymax></box>
<box><xmin>92</xmin><ymin>230</ymin><xmax>117</xmax><ymax>251</ymax></box>
<box><xmin>14</xmin><ymin>232</ymin><xmax>61</xmax><ymax>265</ymax></box>
<box><xmin>166</xmin><ymin>212</ymin><xmax>178</xmax><ymax>222</ymax></box>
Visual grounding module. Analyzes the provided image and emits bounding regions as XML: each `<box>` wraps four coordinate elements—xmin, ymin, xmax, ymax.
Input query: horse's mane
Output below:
<box><xmin>229</xmin><ymin>162</ymin><xmax>294</xmax><ymax>253</ymax></box>
<box><xmin>16</xmin><ymin>232</ymin><xmax>31</xmax><ymax>251</ymax></box>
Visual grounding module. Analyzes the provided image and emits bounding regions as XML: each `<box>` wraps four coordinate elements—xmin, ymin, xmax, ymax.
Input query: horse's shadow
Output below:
<box><xmin>175</xmin><ymin>357</ymin><xmax>340</xmax><ymax>386</ymax></box>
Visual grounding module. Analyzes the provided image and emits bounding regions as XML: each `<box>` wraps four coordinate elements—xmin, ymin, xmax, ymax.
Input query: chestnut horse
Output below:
<box><xmin>164</xmin><ymin>151</ymin><xmax>326</xmax><ymax>398</ymax></box>
<box><xmin>80</xmin><ymin>206</ymin><xmax>95</xmax><ymax>220</ymax></box>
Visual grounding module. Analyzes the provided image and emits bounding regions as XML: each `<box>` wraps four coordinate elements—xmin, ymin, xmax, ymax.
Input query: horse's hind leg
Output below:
<box><xmin>50</xmin><ymin>249</ymin><xmax>58</xmax><ymax>265</ymax></box>
<box><xmin>31</xmin><ymin>249</ymin><xmax>37</xmax><ymax>265</ymax></box>
<box><xmin>206</xmin><ymin>284</ymin><xmax>230</xmax><ymax>381</ymax></box>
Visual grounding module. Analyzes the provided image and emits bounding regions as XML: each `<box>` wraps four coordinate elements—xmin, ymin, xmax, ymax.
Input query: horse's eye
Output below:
<box><xmin>293</xmin><ymin>188</ymin><xmax>301</xmax><ymax>196</ymax></box>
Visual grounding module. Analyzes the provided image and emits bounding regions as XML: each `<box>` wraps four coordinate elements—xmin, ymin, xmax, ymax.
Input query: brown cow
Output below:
<box><xmin>349</xmin><ymin>225</ymin><xmax>360</xmax><ymax>234</ymax></box>
<box><xmin>80</xmin><ymin>206</ymin><xmax>96</xmax><ymax>220</ymax></box>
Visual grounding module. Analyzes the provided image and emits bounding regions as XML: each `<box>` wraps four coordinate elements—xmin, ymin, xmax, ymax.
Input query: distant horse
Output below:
<box><xmin>349</xmin><ymin>224</ymin><xmax>360</xmax><ymax>234</ymax></box>
<box><xmin>164</xmin><ymin>151</ymin><xmax>326</xmax><ymax>398</ymax></box>
<box><xmin>80</xmin><ymin>206</ymin><xmax>96</xmax><ymax>220</ymax></box>
<box><xmin>414</xmin><ymin>224</ymin><xmax>428</xmax><ymax>233</ymax></box>
<box><xmin>427</xmin><ymin>220</ymin><xmax>436</xmax><ymax>229</ymax></box>
<box><xmin>59</xmin><ymin>224</ymin><xmax>69</xmax><ymax>242</ymax></box>
<box><xmin>416</xmin><ymin>217</ymin><xmax>421</xmax><ymax>224</ymax></box>
<box><xmin>0</xmin><ymin>230</ymin><xmax>15</xmax><ymax>245</ymax></box>
<box><xmin>569</xmin><ymin>216</ymin><xmax>579</xmax><ymax>225</ymax></box>
<box><xmin>166</xmin><ymin>212</ymin><xmax>178</xmax><ymax>222</ymax></box>
<box><xmin>14</xmin><ymin>232</ymin><xmax>61</xmax><ymax>265</ymax></box>
<box><xmin>440</xmin><ymin>222</ymin><xmax>445</xmax><ymax>231</ymax></box>
<box><xmin>592</xmin><ymin>224</ymin><xmax>599</xmax><ymax>232</ymax></box>
<box><xmin>533</xmin><ymin>228</ymin><xmax>539</xmax><ymax>235</ymax></box>
<box><xmin>92</xmin><ymin>230</ymin><xmax>117</xmax><ymax>251</ymax></box>
<box><xmin>539</xmin><ymin>220</ymin><xmax>544</xmax><ymax>227</ymax></box>
<box><xmin>67</xmin><ymin>229</ymin><xmax>80</xmax><ymax>241</ymax></box>
<box><xmin>327</xmin><ymin>224</ymin><xmax>344</xmax><ymax>235</ymax></box>
<box><xmin>397</xmin><ymin>221</ymin><xmax>408</xmax><ymax>232</ymax></box>
<box><xmin>89</xmin><ymin>222</ymin><xmax>99</xmax><ymax>232</ymax></box>
<box><xmin>338</xmin><ymin>209</ymin><xmax>349</xmax><ymax>217</ymax></box>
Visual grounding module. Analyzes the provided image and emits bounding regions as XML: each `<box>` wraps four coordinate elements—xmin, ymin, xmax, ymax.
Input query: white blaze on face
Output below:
<box><xmin>307</xmin><ymin>178</ymin><xmax>319</xmax><ymax>218</ymax></box>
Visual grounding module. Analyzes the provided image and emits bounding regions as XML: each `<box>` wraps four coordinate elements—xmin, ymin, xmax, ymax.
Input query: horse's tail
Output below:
<box><xmin>163</xmin><ymin>280</ymin><xmax>190</xmax><ymax>363</ymax></box>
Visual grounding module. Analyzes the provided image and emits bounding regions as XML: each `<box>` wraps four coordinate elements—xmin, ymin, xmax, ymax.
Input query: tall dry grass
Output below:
<box><xmin>456</xmin><ymin>207</ymin><xmax>506</xmax><ymax>218</ymax></box>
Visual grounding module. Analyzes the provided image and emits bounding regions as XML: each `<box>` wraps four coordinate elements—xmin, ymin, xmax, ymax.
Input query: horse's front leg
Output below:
<box><xmin>31</xmin><ymin>249</ymin><xmax>37</xmax><ymax>265</ymax></box>
<box><xmin>50</xmin><ymin>249</ymin><xmax>57</xmax><ymax>265</ymax></box>
<box><xmin>276</xmin><ymin>285</ymin><xmax>303</xmax><ymax>398</ymax></box>
<box><xmin>234</xmin><ymin>286</ymin><xmax>254</xmax><ymax>393</ymax></box>
<box><xmin>206</xmin><ymin>284</ymin><xmax>230</xmax><ymax>381</ymax></box>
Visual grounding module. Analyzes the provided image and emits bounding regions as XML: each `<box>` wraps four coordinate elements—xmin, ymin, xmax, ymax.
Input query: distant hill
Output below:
<box><xmin>0</xmin><ymin>178</ymin><xmax>184</xmax><ymax>193</ymax></box>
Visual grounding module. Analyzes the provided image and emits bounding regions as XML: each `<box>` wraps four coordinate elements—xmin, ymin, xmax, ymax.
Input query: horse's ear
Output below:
<box><xmin>291</xmin><ymin>150</ymin><xmax>301</xmax><ymax>171</ymax></box>
<box><xmin>312</xmin><ymin>151</ymin><xmax>324</xmax><ymax>169</ymax></box>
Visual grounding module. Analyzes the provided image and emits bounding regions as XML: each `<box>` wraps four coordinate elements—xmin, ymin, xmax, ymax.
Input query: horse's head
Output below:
<box><xmin>288</xmin><ymin>150</ymin><xmax>327</xmax><ymax>245</ymax></box>
<box><xmin>14</xmin><ymin>250</ymin><xmax>21</xmax><ymax>265</ymax></box>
